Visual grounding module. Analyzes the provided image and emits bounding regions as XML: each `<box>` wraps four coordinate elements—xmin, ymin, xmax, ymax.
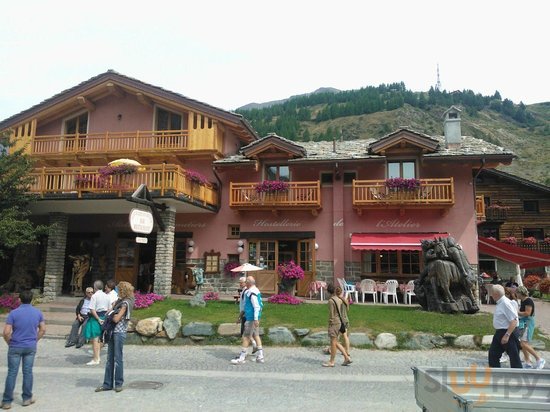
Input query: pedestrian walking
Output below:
<box><xmin>336</xmin><ymin>286</ymin><xmax>351</xmax><ymax>360</ymax></box>
<box><xmin>231</xmin><ymin>276</ymin><xmax>264</xmax><ymax>364</ymax></box>
<box><xmin>488</xmin><ymin>284</ymin><xmax>522</xmax><ymax>368</ymax></box>
<box><xmin>235</xmin><ymin>277</ymin><xmax>258</xmax><ymax>356</ymax></box>
<box><xmin>95</xmin><ymin>281</ymin><xmax>135</xmax><ymax>393</ymax></box>
<box><xmin>516</xmin><ymin>286</ymin><xmax>545</xmax><ymax>369</ymax></box>
<box><xmin>323</xmin><ymin>284</ymin><xmax>352</xmax><ymax>367</ymax></box>
<box><xmin>65</xmin><ymin>287</ymin><xmax>93</xmax><ymax>348</ymax></box>
<box><xmin>83</xmin><ymin>280</ymin><xmax>111</xmax><ymax>366</ymax></box>
<box><xmin>1</xmin><ymin>290</ymin><xmax>46</xmax><ymax>409</ymax></box>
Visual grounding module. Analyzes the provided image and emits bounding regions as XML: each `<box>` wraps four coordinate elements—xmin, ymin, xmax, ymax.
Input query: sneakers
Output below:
<box><xmin>522</xmin><ymin>362</ymin><xmax>533</xmax><ymax>369</ymax></box>
<box><xmin>22</xmin><ymin>398</ymin><xmax>35</xmax><ymax>407</ymax></box>
<box><xmin>114</xmin><ymin>387</ymin><xmax>123</xmax><ymax>393</ymax></box>
<box><xmin>65</xmin><ymin>342</ymin><xmax>75</xmax><ymax>348</ymax></box>
<box><xmin>230</xmin><ymin>358</ymin><xmax>246</xmax><ymax>365</ymax></box>
<box><xmin>86</xmin><ymin>359</ymin><xmax>100</xmax><ymax>366</ymax></box>
<box><xmin>1</xmin><ymin>403</ymin><xmax>11</xmax><ymax>410</ymax></box>
<box><xmin>535</xmin><ymin>358</ymin><xmax>546</xmax><ymax>370</ymax></box>
<box><xmin>255</xmin><ymin>356</ymin><xmax>264</xmax><ymax>363</ymax></box>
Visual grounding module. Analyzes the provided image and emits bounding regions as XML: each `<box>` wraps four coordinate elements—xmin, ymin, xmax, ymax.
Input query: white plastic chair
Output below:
<box><xmin>381</xmin><ymin>279</ymin><xmax>399</xmax><ymax>304</ymax></box>
<box><xmin>337</xmin><ymin>278</ymin><xmax>359</xmax><ymax>303</ymax></box>
<box><xmin>484</xmin><ymin>284</ymin><xmax>494</xmax><ymax>304</ymax></box>
<box><xmin>359</xmin><ymin>279</ymin><xmax>377</xmax><ymax>303</ymax></box>
<box><xmin>404</xmin><ymin>280</ymin><xmax>416</xmax><ymax>304</ymax></box>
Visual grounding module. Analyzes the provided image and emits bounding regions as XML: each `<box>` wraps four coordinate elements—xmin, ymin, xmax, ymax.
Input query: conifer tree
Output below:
<box><xmin>0</xmin><ymin>130</ymin><xmax>48</xmax><ymax>259</ymax></box>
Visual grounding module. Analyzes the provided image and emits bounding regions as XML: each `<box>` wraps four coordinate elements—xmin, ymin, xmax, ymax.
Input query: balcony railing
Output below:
<box><xmin>476</xmin><ymin>196</ymin><xmax>485</xmax><ymax>220</ymax></box>
<box><xmin>28</xmin><ymin>164</ymin><xmax>218</xmax><ymax>208</ymax></box>
<box><xmin>29</xmin><ymin>129</ymin><xmax>221</xmax><ymax>157</ymax></box>
<box><xmin>353</xmin><ymin>178</ymin><xmax>454</xmax><ymax>214</ymax></box>
<box><xmin>229</xmin><ymin>181</ymin><xmax>321</xmax><ymax>215</ymax></box>
<box><xmin>515</xmin><ymin>240</ymin><xmax>550</xmax><ymax>255</ymax></box>
<box><xmin>485</xmin><ymin>207</ymin><xmax>509</xmax><ymax>221</ymax></box>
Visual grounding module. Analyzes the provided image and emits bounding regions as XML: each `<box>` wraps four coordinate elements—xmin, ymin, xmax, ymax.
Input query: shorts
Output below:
<box><xmin>243</xmin><ymin>320</ymin><xmax>259</xmax><ymax>338</ymax></box>
<box><xmin>518</xmin><ymin>327</ymin><xmax>530</xmax><ymax>342</ymax></box>
<box><xmin>328</xmin><ymin>324</ymin><xmax>341</xmax><ymax>338</ymax></box>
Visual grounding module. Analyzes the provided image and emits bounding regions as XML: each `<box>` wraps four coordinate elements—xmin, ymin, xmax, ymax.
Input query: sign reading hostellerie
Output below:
<box><xmin>129</xmin><ymin>208</ymin><xmax>154</xmax><ymax>234</ymax></box>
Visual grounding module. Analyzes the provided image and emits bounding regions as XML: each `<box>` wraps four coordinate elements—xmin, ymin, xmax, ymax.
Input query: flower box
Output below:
<box><xmin>384</xmin><ymin>177</ymin><xmax>421</xmax><ymax>191</ymax></box>
<box><xmin>255</xmin><ymin>180</ymin><xmax>290</xmax><ymax>194</ymax></box>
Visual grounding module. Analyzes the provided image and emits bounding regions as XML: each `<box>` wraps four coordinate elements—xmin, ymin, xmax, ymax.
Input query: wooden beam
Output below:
<box><xmin>106</xmin><ymin>82</ymin><xmax>125</xmax><ymax>98</ymax></box>
<box><xmin>136</xmin><ymin>92</ymin><xmax>153</xmax><ymax>107</ymax></box>
<box><xmin>76</xmin><ymin>96</ymin><xmax>95</xmax><ymax>111</ymax></box>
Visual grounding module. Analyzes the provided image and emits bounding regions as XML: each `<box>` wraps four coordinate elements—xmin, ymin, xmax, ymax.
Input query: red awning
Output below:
<box><xmin>351</xmin><ymin>233</ymin><xmax>448</xmax><ymax>251</ymax></box>
<box><xmin>478</xmin><ymin>237</ymin><xmax>550</xmax><ymax>269</ymax></box>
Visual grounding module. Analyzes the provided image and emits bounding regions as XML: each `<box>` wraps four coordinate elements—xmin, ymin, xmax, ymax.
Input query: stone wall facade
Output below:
<box><xmin>154</xmin><ymin>209</ymin><xmax>176</xmax><ymax>296</ymax></box>
<box><xmin>43</xmin><ymin>213</ymin><xmax>68</xmax><ymax>301</ymax></box>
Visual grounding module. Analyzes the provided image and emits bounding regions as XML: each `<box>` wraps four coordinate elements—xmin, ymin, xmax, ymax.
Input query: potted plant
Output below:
<box><xmin>523</xmin><ymin>236</ymin><xmax>537</xmax><ymax>245</ymax></box>
<box><xmin>185</xmin><ymin>169</ymin><xmax>209</xmax><ymax>185</ymax></box>
<box><xmin>501</xmin><ymin>236</ymin><xmax>517</xmax><ymax>246</ymax></box>
<box><xmin>254</xmin><ymin>180</ymin><xmax>290</xmax><ymax>194</ymax></box>
<box><xmin>276</xmin><ymin>260</ymin><xmax>304</xmax><ymax>295</ymax></box>
<box><xmin>223</xmin><ymin>261</ymin><xmax>240</xmax><ymax>277</ymax></box>
<box><xmin>384</xmin><ymin>177</ymin><xmax>421</xmax><ymax>191</ymax></box>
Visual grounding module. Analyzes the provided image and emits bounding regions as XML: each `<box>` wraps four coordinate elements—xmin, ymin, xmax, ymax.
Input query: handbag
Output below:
<box><xmin>331</xmin><ymin>298</ymin><xmax>346</xmax><ymax>333</ymax></box>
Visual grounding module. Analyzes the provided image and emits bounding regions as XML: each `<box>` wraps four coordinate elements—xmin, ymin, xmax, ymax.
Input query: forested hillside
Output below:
<box><xmin>236</xmin><ymin>84</ymin><xmax>550</xmax><ymax>185</ymax></box>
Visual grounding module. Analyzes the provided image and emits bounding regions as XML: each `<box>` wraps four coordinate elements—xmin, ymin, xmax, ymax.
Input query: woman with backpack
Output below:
<box><xmin>95</xmin><ymin>281</ymin><xmax>135</xmax><ymax>393</ymax></box>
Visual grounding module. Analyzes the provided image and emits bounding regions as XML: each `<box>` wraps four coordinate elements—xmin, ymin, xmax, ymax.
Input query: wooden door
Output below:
<box><xmin>297</xmin><ymin>239</ymin><xmax>316</xmax><ymax>296</ymax></box>
<box><xmin>115</xmin><ymin>238</ymin><xmax>138</xmax><ymax>285</ymax></box>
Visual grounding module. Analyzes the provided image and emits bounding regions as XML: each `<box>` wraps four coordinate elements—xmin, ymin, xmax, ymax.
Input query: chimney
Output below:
<box><xmin>443</xmin><ymin>106</ymin><xmax>462</xmax><ymax>149</ymax></box>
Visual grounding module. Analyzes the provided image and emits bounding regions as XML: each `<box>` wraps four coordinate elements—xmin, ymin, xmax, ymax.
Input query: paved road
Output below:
<box><xmin>3</xmin><ymin>339</ymin><xmax>546</xmax><ymax>412</ymax></box>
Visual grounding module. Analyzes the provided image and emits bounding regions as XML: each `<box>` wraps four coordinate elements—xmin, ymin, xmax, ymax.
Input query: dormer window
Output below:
<box><xmin>266</xmin><ymin>165</ymin><xmax>290</xmax><ymax>181</ymax></box>
<box><xmin>448</xmin><ymin>112</ymin><xmax>458</xmax><ymax>119</ymax></box>
<box><xmin>387</xmin><ymin>161</ymin><xmax>416</xmax><ymax>179</ymax></box>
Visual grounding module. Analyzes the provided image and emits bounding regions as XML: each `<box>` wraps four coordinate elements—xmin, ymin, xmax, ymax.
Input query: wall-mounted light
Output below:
<box><xmin>237</xmin><ymin>240</ymin><xmax>244</xmax><ymax>247</ymax></box>
<box><xmin>315</xmin><ymin>243</ymin><xmax>319</xmax><ymax>250</ymax></box>
<box><xmin>188</xmin><ymin>246</ymin><xmax>194</xmax><ymax>253</ymax></box>
<box><xmin>237</xmin><ymin>247</ymin><xmax>244</xmax><ymax>254</ymax></box>
<box><xmin>117</xmin><ymin>114</ymin><xmax>122</xmax><ymax>120</ymax></box>
<box><xmin>188</xmin><ymin>240</ymin><xmax>195</xmax><ymax>247</ymax></box>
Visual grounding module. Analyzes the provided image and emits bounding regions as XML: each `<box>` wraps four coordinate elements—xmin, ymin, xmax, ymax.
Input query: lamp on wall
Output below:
<box><xmin>237</xmin><ymin>239</ymin><xmax>244</xmax><ymax>254</ymax></box>
<box><xmin>188</xmin><ymin>239</ymin><xmax>195</xmax><ymax>253</ymax></box>
<box><xmin>315</xmin><ymin>243</ymin><xmax>319</xmax><ymax>250</ymax></box>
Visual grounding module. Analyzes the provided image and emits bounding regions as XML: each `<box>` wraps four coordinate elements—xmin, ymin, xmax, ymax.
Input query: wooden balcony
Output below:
<box><xmin>28</xmin><ymin>164</ymin><xmax>218</xmax><ymax>209</ymax></box>
<box><xmin>353</xmin><ymin>178</ymin><xmax>455</xmax><ymax>215</ymax></box>
<box><xmin>515</xmin><ymin>240</ymin><xmax>550</xmax><ymax>255</ymax></box>
<box><xmin>29</xmin><ymin>129</ymin><xmax>222</xmax><ymax>161</ymax></box>
<box><xmin>229</xmin><ymin>181</ymin><xmax>322</xmax><ymax>215</ymax></box>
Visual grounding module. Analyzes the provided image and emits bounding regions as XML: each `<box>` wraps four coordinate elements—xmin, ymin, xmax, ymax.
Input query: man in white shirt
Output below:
<box><xmin>105</xmin><ymin>279</ymin><xmax>118</xmax><ymax>309</ymax></box>
<box><xmin>86</xmin><ymin>280</ymin><xmax>111</xmax><ymax>366</ymax></box>
<box><xmin>488</xmin><ymin>284</ymin><xmax>522</xmax><ymax>368</ymax></box>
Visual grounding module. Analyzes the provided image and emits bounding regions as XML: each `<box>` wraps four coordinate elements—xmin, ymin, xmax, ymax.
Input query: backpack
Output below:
<box><xmin>249</xmin><ymin>292</ymin><xmax>263</xmax><ymax>315</ymax></box>
<box><xmin>101</xmin><ymin>301</ymin><xmax>124</xmax><ymax>343</ymax></box>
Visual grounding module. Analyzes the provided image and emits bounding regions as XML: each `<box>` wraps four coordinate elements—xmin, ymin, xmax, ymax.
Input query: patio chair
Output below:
<box><xmin>404</xmin><ymin>280</ymin><xmax>416</xmax><ymax>304</ymax></box>
<box><xmin>337</xmin><ymin>277</ymin><xmax>359</xmax><ymax>303</ymax></box>
<box><xmin>381</xmin><ymin>279</ymin><xmax>399</xmax><ymax>304</ymax></box>
<box><xmin>484</xmin><ymin>283</ymin><xmax>494</xmax><ymax>304</ymax></box>
<box><xmin>359</xmin><ymin>279</ymin><xmax>377</xmax><ymax>303</ymax></box>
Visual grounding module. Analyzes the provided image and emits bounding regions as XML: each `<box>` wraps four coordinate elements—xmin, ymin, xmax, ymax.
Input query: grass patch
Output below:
<box><xmin>134</xmin><ymin>299</ymin><xmax>494</xmax><ymax>336</ymax></box>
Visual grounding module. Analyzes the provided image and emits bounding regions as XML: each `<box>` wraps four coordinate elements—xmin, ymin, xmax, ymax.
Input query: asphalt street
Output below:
<box><xmin>0</xmin><ymin>339</ymin><xmax>531</xmax><ymax>412</ymax></box>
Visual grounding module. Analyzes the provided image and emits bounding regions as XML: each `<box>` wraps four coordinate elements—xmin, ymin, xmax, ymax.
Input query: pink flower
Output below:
<box><xmin>134</xmin><ymin>292</ymin><xmax>165</xmax><ymax>309</ymax></box>
<box><xmin>277</xmin><ymin>260</ymin><xmax>305</xmax><ymax>281</ymax></box>
<box><xmin>267</xmin><ymin>294</ymin><xmax>303</xmax><ymax>305</ymax></box>
<box><xmin>255</xmin><ymin>180</ymin><xmax>290</xmax><ymax>194</ymax></box>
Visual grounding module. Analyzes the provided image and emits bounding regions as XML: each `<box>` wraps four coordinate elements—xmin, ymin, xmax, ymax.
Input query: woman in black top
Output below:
<box><xmin>516</xmin><ymin>286</ymin><xmax>545</xmax><ymax>369</ymax></box>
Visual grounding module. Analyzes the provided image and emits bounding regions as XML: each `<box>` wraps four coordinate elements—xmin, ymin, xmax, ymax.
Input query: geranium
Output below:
<box><xmin>277</xmin><ymin>260</ymin><xmax>305</xmax><ymax>281</ymax></box>
<box><xmin>98</xmin><ymin>164</ymin><xmax>137</xmax><ymax>177</ymax></box>
<box><xmin>267</xmin><ymin>293</ymin><xmax>303</xmax><ymax>305</ymax></box>
<box><xmin>0</xmin><ymin>294</ymin><xmax>20</xmax><ymax>310</ymax></box>
<box><xmin>384</xmin><ymin>177</ymin><xmax>421</xmax><ymax>190</ymax></box>
<box><xmin>523</xmin><ymin>274</ymin><xmax>542</xmax><ymax>290</ymax></box>
<box><xmin>544</xmin><ymin>237</ymin><xmax>550</xmax><ymax>244</ymax></box>
<box><xmin>255</xmin><ymin>180</ymin><xmax>290</xmax><ymax>194</ymax></box>
<box><xmin>523</xmin><ymin>236</ymin><xmax>537</xmax><ymax>245</ymax></box>
<box><xmin>74</xmin><ymin>174</ymin><xmax>103</xmax><ymax>188</ymax></box>
<box><xmin>134</xmin><ymin>292</ymin><xmax>165</xmax><ymax>309</ymax></box>
<box><xmin>223</xmin><ymin>261</ymin><xmax>240</xmax><ymax>277</ymax></box>
<box><xmin>501</xmin><ymin>236</ymin><xmax>517</xmax><ymax>246</ymax></box>
<box><xmin>185</xmin><ymin>170</ymin><xmax>209</xmax><ymax>185</ymax></box>
<box><xmin>203</xmin><ymin>291</ymin><xmax>219</xmax><ymax>301</ymax></box>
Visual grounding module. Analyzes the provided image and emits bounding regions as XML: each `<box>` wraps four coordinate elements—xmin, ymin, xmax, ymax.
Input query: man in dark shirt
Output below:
<box><xmin>1</xmin><ymin>290</ymin><xmax>46</xmax><ymax>409</ymax></box>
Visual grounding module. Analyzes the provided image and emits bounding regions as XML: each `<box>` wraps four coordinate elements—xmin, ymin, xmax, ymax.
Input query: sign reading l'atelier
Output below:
<box><xmin>375</xmin><ymin>218</ymin><xmax>421</xmax><ymax>229</ymax></box>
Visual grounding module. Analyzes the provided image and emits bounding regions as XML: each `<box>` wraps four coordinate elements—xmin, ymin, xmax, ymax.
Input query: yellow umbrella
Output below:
<box><xmin>108</xmin><ymin>159</ymin><xmax>142</xmax><ymax>167</ymax></box>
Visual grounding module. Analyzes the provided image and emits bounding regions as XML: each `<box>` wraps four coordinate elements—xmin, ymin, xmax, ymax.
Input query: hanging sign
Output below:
<box><xmin>135</xmin><ymin>237</ymin><xmax>148</xmax><ymax>244</ymax></box>
<box><xmin>129</xmin><ymin>208</ymin><xmax>154</xmax><ymax>234</ymax></box>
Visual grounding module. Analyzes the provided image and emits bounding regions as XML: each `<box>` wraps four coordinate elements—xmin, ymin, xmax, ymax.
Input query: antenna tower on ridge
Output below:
<box><xmin>436</xmin><ymin>64</ymin><xmax>441</xmax><ymax>91</ymax></box>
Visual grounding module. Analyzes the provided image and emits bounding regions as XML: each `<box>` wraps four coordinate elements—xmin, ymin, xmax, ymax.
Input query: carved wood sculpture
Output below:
<box><xmin>415</xmin><ymin>237</ymin><xmax>479</xmax><ymax>314</ymax></box>
<box><xmin>69</xmin><ymin>254</ymin><xmax>90</xmax><ymax>296</ymax></box>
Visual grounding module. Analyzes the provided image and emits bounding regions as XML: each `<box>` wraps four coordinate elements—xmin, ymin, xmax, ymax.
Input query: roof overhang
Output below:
<box><xmin>351</xmin><ymin>232</ymin><xmax>448</xmax><ymax>251</ymax></box>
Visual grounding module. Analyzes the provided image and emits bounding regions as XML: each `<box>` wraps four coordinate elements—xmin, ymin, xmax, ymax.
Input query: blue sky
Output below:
<box><xmin>1</xmin><ymin>0</ymin><xmax>548</xmax><ymax>120</ymax></box>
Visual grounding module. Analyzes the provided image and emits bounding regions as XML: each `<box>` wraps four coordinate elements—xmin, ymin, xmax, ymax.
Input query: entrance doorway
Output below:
<box><xmin>115</xmin><ymin>236</ymin><xmax>156</xmax><ymax>289</ymax></box>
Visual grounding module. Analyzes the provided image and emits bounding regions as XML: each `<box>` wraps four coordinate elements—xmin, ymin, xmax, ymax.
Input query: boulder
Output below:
<box><xmin>135</xmin><ymin>317</ymin><xmax>163</xmax><ymax>337</ymax></box>
<box><xmin>349</xmin><ymin>333</ymin><xmax>373</xmax><ymax>347</ymax></box>
<box><xmin>218</xmin><ymin>323</ymin><xmax>241</xmax><ymax>337</ymax></box>
<box><xmin>163</xmin><ymin>309</ymin><xmax>182</xmax><ymax>340</ymax></box>
<box><xmin>374</xmin><ymin>333</ymin><xmax>397</xmax><ymax>349</ymax></box>
<box><xmin>293</xmin><ymin>328</ymin><xmax>310</xmax><ymax>337</ymax></box>
<box><xmin>182</xmin><ymin>322</ymin><xmax>214</xmax><ymax>337</ymax></box>
<box><xmin>455</xmin><ymin>335</ymin><xmax>477</xmax><ymax>349</ymax></box>
<box><xmin>302</xmin><ymin>331</ymin><xmax>330</xmax><ymax>346</ymax></box>
<box><xmin>403</xmin><ymin>333</ymin><xmax>435</xmax><ymax>350</ymax></box>
<box><xmin>481</xmin><ymin>335</ymin><xmax>493</xmax><ymax>347</ymax></box>
<box><xmin>189</xmin><ymin>293</ymin><xmax>206</xmax><ymax>308</ymax></box>
<box><xmin>268</xmin><ymin>327</ymin><xmax>295</xmax><ymax>344</ymax></box>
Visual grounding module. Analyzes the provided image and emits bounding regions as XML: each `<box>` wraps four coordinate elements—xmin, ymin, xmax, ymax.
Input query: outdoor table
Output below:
<box><xmin>308</xmin><ymin>280</ymin><xmax>327</xmax><ymax>301</ymax></box>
